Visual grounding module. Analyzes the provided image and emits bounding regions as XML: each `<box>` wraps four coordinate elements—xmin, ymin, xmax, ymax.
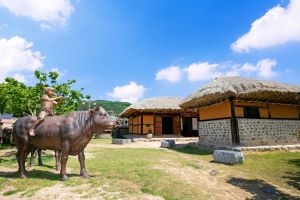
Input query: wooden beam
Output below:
<box><xmin>230</xmin><ymin>98</ymin><xmax>240</xmax><ymax>145</ymax></box>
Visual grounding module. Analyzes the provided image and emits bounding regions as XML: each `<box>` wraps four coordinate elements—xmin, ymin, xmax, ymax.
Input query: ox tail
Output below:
<box><xmin>13</xmin><ymin>116</ymin><xmax>37</xmax><ymax>148</ymax></box>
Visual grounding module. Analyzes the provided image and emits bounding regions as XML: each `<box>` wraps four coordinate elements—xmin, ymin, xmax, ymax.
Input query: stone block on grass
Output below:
<box><xmin>161</xmin><ymin>140</ymin><xmax>176</xmax><ymax>148</ymax></box>
<box><xmin>213</xmin><ymin>150</ymin><xmax>244</xmax><ymax>165</ymax></box>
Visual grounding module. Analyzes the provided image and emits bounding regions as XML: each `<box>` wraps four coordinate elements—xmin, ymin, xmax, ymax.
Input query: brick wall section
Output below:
<box><xmin>198</xmin><ymin>119</ymin><xmax>232</xmax><ymax>146</ymax></box>
<box><xmin>238</xmin><ymin>119</ymin><xmax>300</xmax><ymax>146</ymax></box>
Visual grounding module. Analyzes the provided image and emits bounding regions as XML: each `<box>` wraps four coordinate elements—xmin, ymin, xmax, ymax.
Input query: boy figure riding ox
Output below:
<box><xmin>29</xmin><ymin>87</ymin><xmax>63</xmax><ymax>136</ymax></box>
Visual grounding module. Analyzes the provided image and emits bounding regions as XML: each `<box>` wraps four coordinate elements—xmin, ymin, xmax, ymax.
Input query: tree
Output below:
<box><xmin>0</xmin><ymin>70</ymin><xmax>90</xmax><ymax>117</ymax></box>
<box><xmin>80</xmin><ymin>100</ymin><xmax>131</xmax><ymax>116</ymax></box>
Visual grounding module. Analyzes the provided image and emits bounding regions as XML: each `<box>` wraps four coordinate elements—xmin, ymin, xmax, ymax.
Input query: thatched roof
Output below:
<box><xmin>120</xmin><ymin>96</ymin><xmax>184</xmax><ymax>117</ymax></box>
<box><xmin>0</xmin><ymin>118</ymin><xmax>17</xmax><ymax>130</ymax></box>
<box><xmin>180</xmin><ymin>76</ymin><xmax>300</xmax><ymax>109</ymax></box>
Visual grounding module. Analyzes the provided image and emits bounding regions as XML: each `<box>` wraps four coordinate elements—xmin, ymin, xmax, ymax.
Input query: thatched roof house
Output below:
<box><xmin>120</xmin><ymin>97</ymin><xmax>198</xmax><ymax>137</ymax></box>
<box><xmin>180</xmin><ymin>76</ymin><xmax>300</xmax><ymax>147</ymax></box>
<box><xmin>180</xmin><ymin>76</ymin><xmax>300</xmax><ymax>109</ymax></box>
<box><xmin>120</xmin><ymin>96</ymin><xmax>183</xmax><ymax>117</ymax></box>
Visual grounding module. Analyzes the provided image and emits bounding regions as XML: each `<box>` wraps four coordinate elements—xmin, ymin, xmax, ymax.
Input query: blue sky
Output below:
<box><xmin>0</xmin><ymin>0</ymin><xmax>299</xmax><ymax>102</ymax></box>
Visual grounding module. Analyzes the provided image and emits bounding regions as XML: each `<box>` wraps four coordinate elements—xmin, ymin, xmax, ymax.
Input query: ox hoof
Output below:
<box><xmin>60</xmin><ymin>175</ymin><xmax>69</xmax><ymax>181</ymax></box>
<box><xmin>38</xmin><ymin>162</ymin><xmax>43</xmax><ymax>166</ymax></box>
<box><xmin>20</xmin><ymin>174</ymin><xmax>27</xmax><ymax>179</ymax></box>
<box><xmin>80</xmin><ymin>172</ymin><xmax>90</xmax><ymax>179</ymax></box>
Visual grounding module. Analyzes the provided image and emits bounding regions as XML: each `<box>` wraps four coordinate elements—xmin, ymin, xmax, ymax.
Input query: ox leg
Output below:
<box><xmin>60</xmin><ymin>142</ymin><xmax>69</xmax><ymax>181</ymax></box>
<box><xmin>38</xmin><ymin>149</ymin><xmax>43</xmax><ymax>166</ymax></box>
<box><xmin>17</xmin><ymin>147</ymin><xmax>27</xmax><ymax>178</ymax></box>
<box><xmin>17</xmin><ymin>146</ymin><xmax>31</xmax><ymax>178</ymax></box>
<box><xmin>55</xmin><ymin>150</ymin><xmax>61</xmax><ymax>171</ymax></box>
<box><xmin>29</xmin><ymin>147</ymin><xmax>37</xmax><ymax>167</ymax></box>
<box><xmin>23</xmin><ymin>148</ymin><xmax>31</xmax><ymax>173</ymax></box>
<box><xmin>78</xmin><ymin>151</ymin><xmax>89</xmax><ymax>178</ymax></box>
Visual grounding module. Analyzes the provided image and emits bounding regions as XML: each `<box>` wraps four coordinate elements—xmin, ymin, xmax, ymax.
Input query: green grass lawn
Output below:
<box><xmin>0</xmin><ymin>140</ymin><xmax>299</xmax><ymax>199</ymax></box>
<box><xmin>232</xmin><ymin>151</ymin><xmax>300</xmax><ymax>191</ymax></box>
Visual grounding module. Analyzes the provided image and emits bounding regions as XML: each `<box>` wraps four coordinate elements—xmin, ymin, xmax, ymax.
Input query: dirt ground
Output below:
<box><xmin>0</xmin><ymin>141</ymin><xmax>299</xmax><ymax>200</ymax></box>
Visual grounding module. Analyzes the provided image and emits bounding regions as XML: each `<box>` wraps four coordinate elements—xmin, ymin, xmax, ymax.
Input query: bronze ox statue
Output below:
<box><xmin>13</xmin><ymin>107</ymin><xmax>112</xmax><ymax>181</ymax></box>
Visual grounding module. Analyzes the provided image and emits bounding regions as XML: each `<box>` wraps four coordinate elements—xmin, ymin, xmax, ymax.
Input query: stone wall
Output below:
<box><xmin>198</xmin><ymin>119</ymin><xmax>232</xmax><ymax>146</ymax></box>
<box><xmin>238</xmin><ymin>119</ymin><xmax>300</xmax><ymax>146</ymax></box>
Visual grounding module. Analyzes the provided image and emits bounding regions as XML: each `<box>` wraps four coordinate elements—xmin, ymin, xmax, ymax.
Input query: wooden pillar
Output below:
<box><xmin>155</xmin><ymin>115</ymin><xmax>162</xmax><ymax>135</ymax></box>
<box><xmin>152</xmin><ymin>114</ymin><xmax>156</xmax><ymax>135</ymax></box>
<box><xmin>267</xmin><ymin>103</ymin><xmax>271</xmax><ymax>119</ymax></box>
<box><xmin>230</xmin><ymin>99</ymin><xmax>240</xmax><ymax>145</ymax></box>
<box><xmin>173</xmin><ymin>115</ymin><xmax>181</xmax><ymax>136</ymax></box>
<box><xmin>141</xmin><ymin>114</ymin><xmax>143</xmax><ymax>135</ymax></box>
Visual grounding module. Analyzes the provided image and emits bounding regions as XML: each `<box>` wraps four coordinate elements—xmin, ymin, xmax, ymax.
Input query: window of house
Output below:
<box><xmin>243</xmin><ymin>106</ymin><xmax>260</xmax><ymax>118</ymax></box>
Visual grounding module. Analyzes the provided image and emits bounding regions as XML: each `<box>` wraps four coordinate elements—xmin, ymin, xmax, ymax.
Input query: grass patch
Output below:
<box><xmin>89</xmin><ymin>138</ymin><xmax>112</xmax><ymax>144</ymax></box>
<box><xmin>231</xmin><ymin>152</ymin><xmax>300</xmax><ymax>192</ymax></box>
<box><xmin>0</xmin><ymin>139</ymin><xmax>299</xmax><ymax>199</ymax></box>
<box><xmin>3</xmin><ymin>189</ymin><xmax>18</xmax><ymax>196</ymax></box>
<box><xmin>0</xmin><ymin>144</ymin><xmax>14</xmax><ymax>150</ymax></box>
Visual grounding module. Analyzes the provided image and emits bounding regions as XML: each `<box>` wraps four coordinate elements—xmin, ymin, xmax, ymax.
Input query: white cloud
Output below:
<box><xmin>108</xmin><ymin>82</ymin><xmax>146</xmax><ymax>103</ymax></box>
<box><xmin>256</xmin><ymin>59</ymin><xmax>277</xmax><ymax>79</ymax></box>
<box><xmin>155</xmin><ymin>66</ymin><xmax>182</xmax><ymax>82</ymax></box>
<box><xmin>0</xmin><ymin>0</ymin><xmax>74</xmax><ymax>30</ymax></box>
<box><xmin>0</xmin><ymin>36</ymin><xmax>44</xmax><ymax>82</ymax></box>
<box><xmin>241</xmin><ymin>63</ymin><xmax>257</xmax><ymax>73</ymax></box>
<box><xmin>223</xmin><ymin>58</ymin><xmax>277</xmax><ymax>79</ymax></box>
<box><xmin>50</xmin><ymin>68</ymin><xmax>61</xmax><ymax>74</ymax></box>
<box><xmin>184</xmin><ymin>62</ymin><xmax>222</xmax><ymax>81</ymax></box>
<box><xmin>50</xmin><ymin>67</ymin><xmax>66</xmax><ymax>76</ymax></box>
<box><xmin>231</xmin><ymin>0</ymin><xmax>300</xmax><ymax>52</ymax></box>
<box><xmin>218</xmin><ymin>59</ymin><xmax>278</xmax><ymax>79</ymax></box>
<box><xmin>156</xmin><ymin>58</ymin><xmax>278</xmax><ymax>82</ymax></box>
<box><xmin>12</xmin><ymin>73</ymin><xmax>26</xmax><ymax>83</ymax></box>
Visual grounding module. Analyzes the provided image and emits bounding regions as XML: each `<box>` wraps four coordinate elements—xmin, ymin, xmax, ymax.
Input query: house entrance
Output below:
<box><xmin>181</xmin><ymin>117</ymin><xmax>192</xmax><ymax>137</ymax></box>
<box><xmin>182</xmin><ymin>117</ymin><xmax>198</xmax><ymax>137</ymax></box>
<box><xmin>162</xmin><ymin>117</ymin><xmax>173</xmax><ymax>134</ymax></box>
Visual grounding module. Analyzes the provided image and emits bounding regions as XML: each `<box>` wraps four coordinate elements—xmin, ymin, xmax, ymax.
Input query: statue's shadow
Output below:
<box><xmin>0</xmin><ymin>169</ymin><xmax>86</xmax><ymax>181</ymax></box>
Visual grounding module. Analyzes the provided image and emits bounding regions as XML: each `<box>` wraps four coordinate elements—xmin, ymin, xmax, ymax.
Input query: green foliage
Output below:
<box><xmin>81</xmin><ymin>100</ymin><xmax>130</xmax><ymax>116</ymax></box>
<box><xmin>0</xmin><ymin>70</ymin><xmax>90</xmax><ymax>117</ymax></box>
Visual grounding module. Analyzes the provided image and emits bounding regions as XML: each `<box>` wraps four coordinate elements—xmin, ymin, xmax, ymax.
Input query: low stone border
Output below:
<box><xmin>94</xmin><ymin>133</ymin><xmax>112</xmax><ymax>139</ymax></box>
<box><xmin>198</xmin><ymin>143</ymin><xmax>300</xmax><ymax>152</ymax></box>
<box><xmin>112</xmin><ymin>139</ymin><xmax>132</xmax><ymax>145</ymax></box>
<box><xmin>123</xmin><ymin>135</ymin><xmax>199</xmax><ymax>143</ymax></box>
<box><xmin>233</xmin><ymin>144</ymin><xmax>300</xmax><ymax>152</ymax></box>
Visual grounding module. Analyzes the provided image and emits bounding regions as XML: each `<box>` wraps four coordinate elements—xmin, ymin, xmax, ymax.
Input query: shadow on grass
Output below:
<box><xmin>40</xmin><ymin>164</ymin><xmax>57</xmax><ymax>170</ymax></box>
<box><xmin>1</xmin><ymin>149</ymin><xmax>17</xmax><ymax>157</ymax></box>
<box><xmin>227</xmin><ymin>177</ymin><xmax>299</xmax><ymax>200</ymax></box>
<box><xmin>282</xmin><ymin>159</ymin><xmax>300</xmax><ymax>191</ymax></box>
<box><xmin>0</xmin><ymin>157</ymin><xmax>17</xmax><ymax>166</ymax></box>
<box><xmin>171</xmin><ymin>145</ymin><xmax>212</xmax><ymax>156</ymax></box>
<box><xmin>0</xmin><ymin>169</ymin><xmax>81</xmax><ymax>181</ymax></box>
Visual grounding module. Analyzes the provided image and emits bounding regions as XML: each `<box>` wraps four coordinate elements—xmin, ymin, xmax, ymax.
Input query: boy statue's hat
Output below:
<box><xmin>44</xmin><ymin>87</ymin><xmax>55</xmax><ymax>93</ymax></box>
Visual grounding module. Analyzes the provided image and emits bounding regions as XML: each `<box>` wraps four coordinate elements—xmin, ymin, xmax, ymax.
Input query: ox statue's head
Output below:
<box><xmin>90</xmin><ymin>106</ymin><xmax>113</xmax><ymax>129</ymax></box>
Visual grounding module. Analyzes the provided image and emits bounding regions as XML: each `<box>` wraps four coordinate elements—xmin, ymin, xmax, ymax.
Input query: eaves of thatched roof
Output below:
<box><xmin>180</xmin><ymin>76</ymin><xmax>300</xmax><ymax>109</ymax></box>
<box><xmin>120</xmin><ymin>96</ymin><xmax>184</xmax><ymax>117</ymax></box>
